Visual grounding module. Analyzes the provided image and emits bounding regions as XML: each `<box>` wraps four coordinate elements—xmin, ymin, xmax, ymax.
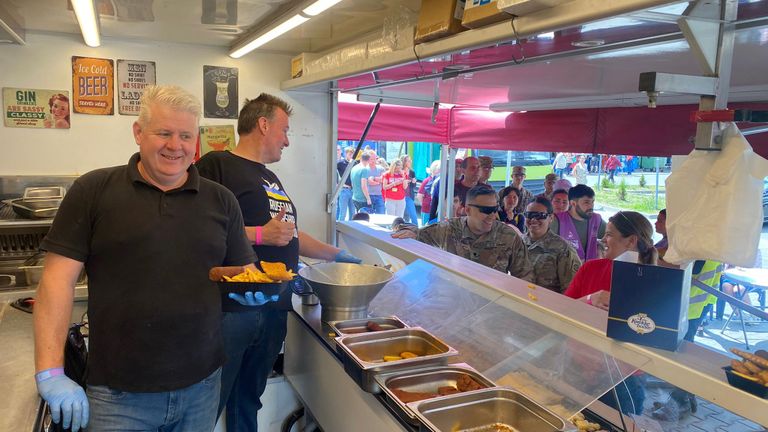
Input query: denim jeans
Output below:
<box><xmin>598</xmin><ymin>374</ymin><xmax>645</xmax><ymax>415</ymax></box>
<box><xmin>337</xmin><ymin>187</ymin><xmax>354</xmax><ymax>221</ymax></box>
<box><xmin>353</xmin><ymin>200</ymin><xmax>369</xmax><ymax>213</ymax></box>
<box><xmin>86</xmin><ymin>368</ymin><xmax>221</xmax><ymax>432</ymax></box>
<box><xmin>403</xmin><ymin>196</ymin><xmax>419</xmax><ymax>224</ymax></box>
<box><xmin>370</xmin><ymin>194</ymin><xmax>385</xmax><ymax>214</ymax></box>
<box><xmin>219</xmin><ymin>308</ymin><xmax>288</xmax><ymax>432</ymax></box>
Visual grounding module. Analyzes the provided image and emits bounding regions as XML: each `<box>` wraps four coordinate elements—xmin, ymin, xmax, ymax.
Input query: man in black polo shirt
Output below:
<box><xmin>33</xmin><ymin>85</ymin><xmax>257</xmax><ymax>432</ymax></box>
<box><xmin>196</xmin><ymin>93</ymin><xmax>361</xmax><ymax>432</ymax></box>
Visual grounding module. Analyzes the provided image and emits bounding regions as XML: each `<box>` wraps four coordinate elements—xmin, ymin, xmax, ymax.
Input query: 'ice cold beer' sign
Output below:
<box><xmin>72</xmin><ymin>56</ymin><xmax>114</xmax><ymax>115</ymax></box>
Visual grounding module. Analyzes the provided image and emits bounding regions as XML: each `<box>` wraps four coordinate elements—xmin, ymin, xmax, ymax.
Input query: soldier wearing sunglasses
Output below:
<box><xmin>393</xmin><ymin>185</ymin><xmax>533</xmax><ymax>281</ymax></box>
<box><xmin>522</xmin><ymin>197</ymin><xmax>582</xmax><ymax>293</ymax></box>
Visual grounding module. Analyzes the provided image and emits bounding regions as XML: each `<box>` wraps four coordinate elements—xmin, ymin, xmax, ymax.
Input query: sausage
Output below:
<box><xmin>366</xmin><ymin>321</ymin><xmax>384</xmax><ymax>332</ymax></box>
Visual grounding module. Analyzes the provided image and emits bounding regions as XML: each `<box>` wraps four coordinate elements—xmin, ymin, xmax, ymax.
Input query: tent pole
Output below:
<box><xmin>505</xmin><ymin>151</ymin><xmax>512</xmax><ymax>187</ymax></box>
<box><xmin>655</xmin><ymin>157</ymin><xmax>660</xmax><ymax>210</ymax></box>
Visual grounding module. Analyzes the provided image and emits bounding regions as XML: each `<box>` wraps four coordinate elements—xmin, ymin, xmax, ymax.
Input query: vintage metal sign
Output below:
<box><xmin>117</xmin><ymin>60</ymin><xmax>156</xmax><ymax>116</ymax></box>
<box><xmin>72</xmin><ymin>56</ymin><xmax>114</xmax><ymax>115</ymax></box>
<box><xmin>203</xmin><ymin>65</ymin><xmax>238</xmax><ymax>119</ymax></box>
<box><xmin>199</xmin><ymin>125</ymin><xmax>236</xmax><ymax>156</ymax></box>
<box><xmin>3</xmin><ymin>88</ymin><xmax>71</xmax><ymax>129</ymax></box>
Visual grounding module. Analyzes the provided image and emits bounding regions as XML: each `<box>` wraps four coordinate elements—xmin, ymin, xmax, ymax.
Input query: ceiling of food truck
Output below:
<box><xmin>0</xmin><ymin>0</ymin><xmax>417</xmax><ymax>53</ymax></box>
<box><xmin>344</xmin><ymin>0</ymin><xmax>768</xmax><ymax>110</ymax></box>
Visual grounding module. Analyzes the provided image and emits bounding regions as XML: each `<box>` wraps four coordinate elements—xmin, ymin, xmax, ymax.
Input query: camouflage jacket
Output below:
<box><xmin>522</xmin><ymin>230</ymin><xmax>582</xmax><ymax>293</ymax></box>
<box><xmin>417</xmin><ymin>218</ymin><xmax>533</xmax><ymax>281</ymax></box>
<box><xmin>513</xmin><ymin>187</ymin><xmax>535</xmax><ymax>214</ymax></box>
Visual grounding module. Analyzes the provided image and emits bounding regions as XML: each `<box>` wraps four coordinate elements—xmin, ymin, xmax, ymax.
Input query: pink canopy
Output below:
<box><xmin>338</xmin><ymin>101</ymin><xmax>768</xmax><ymax>157</ymax></box>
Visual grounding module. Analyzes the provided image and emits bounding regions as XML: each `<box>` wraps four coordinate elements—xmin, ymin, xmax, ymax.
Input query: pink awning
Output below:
<box><xmin>338</xmin><ymin>101</ymin><xmax>449</xmax><ymax>143</ymax></box>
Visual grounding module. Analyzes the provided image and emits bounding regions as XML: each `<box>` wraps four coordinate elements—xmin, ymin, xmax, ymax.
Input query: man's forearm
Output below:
<box><xmin>298</xmin><ymin>231</ymin><xmax>339</xmax><ymax>261</ymax></box>
<box><xmin>361</xmin><ymin>179</ymin><xmax>371</xmax><ymax>202</ymax></box>
<box><xmin>34</xmin><ymin>257</ymin><xmax>81</xmax><ymax>372</ymax></box>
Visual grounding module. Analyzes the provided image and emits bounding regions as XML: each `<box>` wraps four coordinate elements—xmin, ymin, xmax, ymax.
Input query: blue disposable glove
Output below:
<box><xmin>334</xmin><ymin>250</ymin><xmax>362</xmax><ymax>264</ymax></box>
<box><xmin>36</xmin><ymin>369</ymin><xmax>89</xmax><ymax>431</ymax></box>
<box><xmin>228</xmin><ymin>291</ymin><xmax>279</xmax><ymax>306</ymax></box>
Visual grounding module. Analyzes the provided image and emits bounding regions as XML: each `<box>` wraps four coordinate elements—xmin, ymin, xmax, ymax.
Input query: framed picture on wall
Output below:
<box><xmin>72</xmin><ymin>56</ymin><xmax>114</xmax><ymax>115</ymax></box>
<box><xmin>203</xmin><ymin>65</ymin><xmax>238</xmax><ymax>119</ymax></box>
<box><xmin>117</xmin><ymin>59</ymin><xmax>156</xmax><ymax>115</ymax></box>
<box><xmin>199</xmin><ymin>125</ymin><xmax>236</xmax><ymax>156</ymax></box>
<box><xmin>3</xmin><ymin>87</ymin><xmax>71</xmax><ymax>129</ymax></box>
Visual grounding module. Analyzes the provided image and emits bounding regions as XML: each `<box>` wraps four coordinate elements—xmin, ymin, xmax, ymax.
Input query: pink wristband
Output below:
<box><xmin>254</xmin><ymin>226</ymin><xmax>263</xmax><ymax>246</ymax></box>
<box><xmin>35</xmin><ymin>367</ymin><xmax>65</xmax><ymax>383</ymax></box>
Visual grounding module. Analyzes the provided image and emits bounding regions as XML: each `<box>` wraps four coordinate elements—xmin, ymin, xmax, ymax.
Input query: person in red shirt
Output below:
<box><xmin>382</xmin><ymin>159</ymin><xmax>407</xmax><ymax>217</ymax></box>
<box><xmin>564</xmin><ymin>211</ymin><xmax>657</xmax><ymax>310</ymax></box>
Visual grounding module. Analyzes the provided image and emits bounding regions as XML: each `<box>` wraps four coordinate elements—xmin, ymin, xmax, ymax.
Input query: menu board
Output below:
<box><xmin>199</xmin><ymin>125</ymin><xmax>236</xmax><ymax>156</ymax></box>
<box><xmin>117</xmin><ymin>60</ymin><xmax>156</xmax><ymax>115</ymax></box>
<box><xmin>72</xmin><ymin>56</ymin><xmax>114</xmax><ymax>115</ymax></box>
<box><xmin>203</xmin><ymin>65</ymin><xmax>238</xmax><ymax>119</ymax></box>
<box><xmin>2</xmin><ymin>87</ymin><xmax>71</xmax><ymax>129</ymax></box>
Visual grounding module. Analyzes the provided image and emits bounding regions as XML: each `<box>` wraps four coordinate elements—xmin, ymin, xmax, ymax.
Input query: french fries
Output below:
<box><xmin>729</xmin><ymin>348</ymin><xmax>768</xmax><ymax>386</ymax></box>
<box><xmin>221</xmin><ymin>262</ymin><xmax>296</xmax><ymax>283</ymax></box>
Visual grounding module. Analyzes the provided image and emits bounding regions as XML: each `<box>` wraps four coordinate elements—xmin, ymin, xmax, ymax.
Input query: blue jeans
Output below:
<box><xmin>86</xmin><ymin>368</ymin><xmax>221</xmax><ymax>432</ymax></box>
<box><xmin>370</xmin><ymin>194</ymin><xmax>385</xmax><ymax>214</ymax></box>
<box><xmin>337</xmin><ymin>187</ymin><xmax>354</xmax><ymax>221</ymax></box>
<box><xmin>403</xmin><ymin>196</ymin><xmax>419</xmax><ymax>224</ymax></box>
<box><xmin>219</xmin><ymin>308</ymin><xmax>288</xmax><ymax>432</ymax></box>
<box><xmin>422</xmin><ymin>212</ymin><xmax>430</xmax><ymax>226</ymax></box>
<box><xmin>598</xmin><ymin>374</ymin><xmax>645</xmax><ymax>415</ymax></box>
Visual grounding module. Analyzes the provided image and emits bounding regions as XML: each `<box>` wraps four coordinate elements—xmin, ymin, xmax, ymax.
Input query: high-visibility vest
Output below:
<box><xmin>689</xmin><ymin>260</ymin><xmax>723</xmax><ymax>320</ymax></box>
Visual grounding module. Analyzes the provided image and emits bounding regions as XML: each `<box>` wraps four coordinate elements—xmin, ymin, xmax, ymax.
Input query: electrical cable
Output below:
<box><xmin>412</xmin><ymin>44</ymin><xmax>426</xmax><ymax>76</ymax></box>
<box><xmin>509</xmin><ymin>17</ymin><xmax>526</xmax><ymax>65</ymax></box>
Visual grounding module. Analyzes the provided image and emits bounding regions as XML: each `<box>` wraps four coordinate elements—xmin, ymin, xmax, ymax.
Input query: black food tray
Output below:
<box><xmin>723</xmin><ymin>366</ymin><xmax>768</xmax><ymax>398</ymax></box>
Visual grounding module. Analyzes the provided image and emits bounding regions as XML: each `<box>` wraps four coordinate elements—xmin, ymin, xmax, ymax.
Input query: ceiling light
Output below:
<box><xmin>71</xmin><ymin>0</ymin><xmax>101</xmax><ymax>47</ymax></box>
<box><xmin>302</xmin><ymin>0</ymin><xmax>343</xmax><ymax>16</ymax></box>
<box><xmin>229</xmin><ymin>14</ymin><xmax>309</xmax><ymax>58</ymax></box>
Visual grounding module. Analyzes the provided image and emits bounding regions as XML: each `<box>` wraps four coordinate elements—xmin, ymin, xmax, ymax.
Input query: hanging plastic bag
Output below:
<box><xmin>665</xmin><ymin>123</ymin><xmax>768</xmax><ymax>266</ymax></box>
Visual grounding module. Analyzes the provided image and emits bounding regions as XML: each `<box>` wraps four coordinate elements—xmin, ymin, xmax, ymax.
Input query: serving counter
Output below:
<box><xmin>282</xmin><ymin>221</ymin><xmax>768</xmax><ymax>430</ymax></box>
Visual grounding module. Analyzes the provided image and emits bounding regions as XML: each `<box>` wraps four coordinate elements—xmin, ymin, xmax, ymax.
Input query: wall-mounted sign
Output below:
<box><xmin>199</xmin><ymin>125</ymin><xmax>236</xmax><ymax>156</ymax></box>
<box><xmin>117</xmin><ymin>59</ymin><xmax>156</xmax><ymax>116</ymax></box>
<box><xmin>72</xmin><ymin>56</ymin><xmax>114</xmax><ymax>115</ymax></box>
<box><xmin>203</xmin><ymin>65</ymin><xmax>238</xmax><ymax>119</ymax></box>
<box><xmin>3</xmin><ymin>88</ymin><xmax>71</xmax><ymax>129</ymax></box>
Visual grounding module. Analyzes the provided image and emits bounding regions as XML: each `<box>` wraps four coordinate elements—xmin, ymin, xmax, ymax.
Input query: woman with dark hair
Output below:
<box><xmin>564</xmin><ymin>210</ymin><xmax>657</xmax><ymax>308</ymax></box>
<box><xmin>564</xmin><ymin>210</ymin><xmax>656</xmax><ymax>415</ymax></box>
<box><xmin>498</xmin><ymin>185</ymin><xmax>525</xmax><ymax>233</ymax></box>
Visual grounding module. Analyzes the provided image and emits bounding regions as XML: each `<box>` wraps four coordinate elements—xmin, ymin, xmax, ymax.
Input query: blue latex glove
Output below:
<box><xmin>334</xmin><ymin>250</ymin><xmax>362</xmax><ymax>264</ymax></box>
<box><xmin>228</xmin><ymin>291</ymin><xmax>279</xmax><ymax>306</ymax></box>
<box><xmin>36</xmin><ymin>370</ymin><xmax>89</xmax><ymax>431</ymax></box>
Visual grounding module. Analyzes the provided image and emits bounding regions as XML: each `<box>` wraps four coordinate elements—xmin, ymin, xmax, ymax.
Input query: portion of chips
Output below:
<box><xmin>221</xmin><ymin>262</ymin><xmax>296</xmax><ymax>283</ymax></box>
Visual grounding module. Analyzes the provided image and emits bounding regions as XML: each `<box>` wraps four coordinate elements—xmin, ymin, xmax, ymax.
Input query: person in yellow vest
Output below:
<box><xmin>650</xmin><ymin>259</ymin><xmax>723</xmax><ymax>421</ymax></box>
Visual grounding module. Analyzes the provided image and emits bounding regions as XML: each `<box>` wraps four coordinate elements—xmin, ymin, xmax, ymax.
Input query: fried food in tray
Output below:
<box><xmin>729</xmin><ymin>348</ymin><xmax>768</xmax><ymax>386</ymax></box>
<box><xmin>389</xmin><ymin>375</ymin><xmax>487</xmax><ymax>403</ymax></box>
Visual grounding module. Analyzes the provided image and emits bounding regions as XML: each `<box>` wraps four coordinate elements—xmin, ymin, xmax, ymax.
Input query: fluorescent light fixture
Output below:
<box><xmin>302</xmin><ymin>0</ymin><xmax>343</xmax><ymax>16</ymax></box>
<box><xmin>357</xmin><ymin>94</ymin><xmax>436</xmax><ymax>108</ymax></box>
<box><xmin>71</xmin><ymin>0</ymin><xmax>100</xmax><ymax>47</ymax></box>
<box><xmin>230</xmin><ymin>14</ymin><xmax>309</xmax><ymax>58</ymax></box>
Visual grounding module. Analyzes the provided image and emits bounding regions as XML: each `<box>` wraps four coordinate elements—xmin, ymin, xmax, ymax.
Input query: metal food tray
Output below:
<box><xmin>9</xmin><ymin>198</ymin><xmax>62</xmax><ymax>219</ymax></box>
<box><xmin>374</xmin><ymin>363</ymin><xmax>495</xmax><ymax>425</ymax></box>
<box><xmin>328</xmin><ymin>316</ymin><xmax>409</xmax><ymax>336</ymax></box>
<box><xmin>410</xmin><ymin>387</ymin><xmax>576</xmax><ymax>432</ymax></box>
<box><xmin>23</xmin><ymin>186</ymin><xmax>66</xmax><ymax>200</ymax></box>
<box><xmin>335</xmin><ymin>327</ymin><xmax>459</xmax><ymax>393</ymax></box>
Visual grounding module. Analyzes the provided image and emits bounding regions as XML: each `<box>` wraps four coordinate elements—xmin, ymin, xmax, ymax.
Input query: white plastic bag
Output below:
<box><xmin>665</xmin><ymin>123</ymin><xmax>768</xmax><ymax>267</ymax></box>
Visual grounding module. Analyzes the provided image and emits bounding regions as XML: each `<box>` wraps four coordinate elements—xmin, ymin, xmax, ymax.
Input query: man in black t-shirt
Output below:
<box><xmin>33</xmin><ymin>85</ymin><xmax>257</xmax><ymax>432</ymax></box>
<box><xmin>197</xmin><ymin>93</ymin><xmax>361</xmax><ymax>432</ymax></box>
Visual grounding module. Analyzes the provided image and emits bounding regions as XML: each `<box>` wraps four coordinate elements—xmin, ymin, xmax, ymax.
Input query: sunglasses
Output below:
<box><xmin>467</xmin><ymin>204</ymin><xmax>499</xmax><ymax>215</ymax></box>
<box><xmin>523</xmin><ymin>211</ymin><xmax>550</xmax><ymax>220</ymax></box>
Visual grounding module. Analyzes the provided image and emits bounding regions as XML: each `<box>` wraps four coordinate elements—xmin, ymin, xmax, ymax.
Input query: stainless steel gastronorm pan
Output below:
<box><xmin>336</xmin><ymin>327</ymin><xmax>458</xmax><ymax>393</ymax></box>
<box><xmin>328</xmin><ymin>316</ymin><xmax>409</xmax><ymax>336</ymax></box>
<box><xmin>411</xmin><ymin>387</ymin><xmax>575</xmax><ymax>432</ymax></box>
<box><xmin>375</xmin><ymin>363</ymin><xmax>495</xmax><ymax>424</ymax></box>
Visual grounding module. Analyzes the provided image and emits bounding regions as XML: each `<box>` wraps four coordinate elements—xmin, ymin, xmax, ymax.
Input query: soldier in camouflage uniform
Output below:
<box><xmin>393</xmin><ymin>185</ymin><xmax>533</xmax><ymax>281</ymax></box>
<box><xmin>522</xmin><ymin>197</ymin><xmax>582</xmax><ymax>293</ymax></box>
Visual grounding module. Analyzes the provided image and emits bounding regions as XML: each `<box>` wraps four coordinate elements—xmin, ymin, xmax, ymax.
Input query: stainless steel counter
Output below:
<box><xmin>285</xmin><ymin>296</ymin><xmax>413</xmax><ymax>431</ymax></box>
<box><xmin>0</xmin><ymin>290</ymin><xmax>87</xmax><ymax>432</ymax></box>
